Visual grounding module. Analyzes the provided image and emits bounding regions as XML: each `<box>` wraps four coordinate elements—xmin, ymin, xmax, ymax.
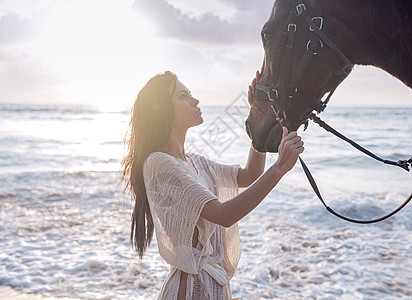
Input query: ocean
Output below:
<box><xmin>0</xmin><ymin>103</ymin><xmax>411</xmax><ymax>299</ymax></box>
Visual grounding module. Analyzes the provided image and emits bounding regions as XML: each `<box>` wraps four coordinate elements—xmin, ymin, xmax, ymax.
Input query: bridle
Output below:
<box><xmin>253</xmin><ymin>0</ymin><xmax>352</xmax><ymax>129</ymax></box>
<box><xmin>252</xmin><ymin>0</ymin><xmax>412</xmax><ymax>224</ymax></box>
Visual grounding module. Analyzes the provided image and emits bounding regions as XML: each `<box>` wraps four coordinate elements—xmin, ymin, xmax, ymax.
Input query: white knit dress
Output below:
<box><xmin>143</xmin><ymin>152</ymin><xmax>241</xmax><ymax>300</ymax></box>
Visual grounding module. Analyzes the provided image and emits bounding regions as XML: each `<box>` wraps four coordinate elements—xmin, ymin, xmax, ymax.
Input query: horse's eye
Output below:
<box><xmin>262</xmin><ymin>32</ymin><xmax>272</xmax><ymax>46</ymax></box>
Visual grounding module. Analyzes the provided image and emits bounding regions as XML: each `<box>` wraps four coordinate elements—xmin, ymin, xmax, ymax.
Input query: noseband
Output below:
<box><xmin>253</xmin><ymin>0</ymin><xmax>352</xmax><ymax>129</ymax></box>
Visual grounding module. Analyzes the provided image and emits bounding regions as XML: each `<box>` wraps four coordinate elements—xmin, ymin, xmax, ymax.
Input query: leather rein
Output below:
<box><xmin>253</xmin><ymin>0</ymin><xmax>412</xmax><ymax>224</ymax></box>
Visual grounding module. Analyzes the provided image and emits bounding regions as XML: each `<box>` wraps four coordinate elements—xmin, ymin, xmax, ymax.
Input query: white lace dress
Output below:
<box><xmin>143</xmin><ymin>152</ymin><xmax>241</xmax><ymax>300</ymax></box>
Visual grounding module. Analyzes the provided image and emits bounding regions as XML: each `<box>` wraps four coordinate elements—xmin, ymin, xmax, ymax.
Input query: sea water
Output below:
<box><xmin>0</xmin><ymin>103</ymin><xmax>411</xmax><ymax>299</ymax></box>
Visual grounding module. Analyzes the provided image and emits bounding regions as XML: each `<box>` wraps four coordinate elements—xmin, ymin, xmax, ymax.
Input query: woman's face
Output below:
<box><xmin>171</xmin><ymin>80</ymin><xmax>203</xmax><ymax>129</ymax></box>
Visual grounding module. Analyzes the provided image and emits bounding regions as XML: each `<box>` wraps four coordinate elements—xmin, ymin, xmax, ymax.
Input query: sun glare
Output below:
<box><xmin>34</xmin><ymin>0</ymin><xmax>161</xmax><ymax>109</ymax></box>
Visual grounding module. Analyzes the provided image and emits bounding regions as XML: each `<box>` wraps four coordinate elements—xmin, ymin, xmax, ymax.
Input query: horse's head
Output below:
<box><xmin>245</xmin><ymin>0</ymin><xmax>353</xmax><ymax>152</ymax></box>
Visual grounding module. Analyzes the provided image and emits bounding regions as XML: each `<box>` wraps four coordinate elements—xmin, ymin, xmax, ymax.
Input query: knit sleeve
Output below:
<box><xmin>200</xmin><ymin>156</ymin><xmax>240</xmax><ymax>192</ymax></box>
<box><xmin>143</xmin><ymin>152</ymin><xmax>217</xmax><ymax>274</ymax></box>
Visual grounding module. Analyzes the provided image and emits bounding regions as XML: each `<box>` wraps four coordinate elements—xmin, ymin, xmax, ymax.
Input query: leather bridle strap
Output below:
<box><xmin>299</xmin><ymin>113</ymin><xmax>412</xmax><ymax>224</ymax></box>
<box><xmin>280</xmin><ymin>4</ymin><xmax>297</xmax><ymax>107</ymax></box>
<box><xmin>302</xmin><ymin>11</ymin><xmax>352</xmax><ymax>67</ymax></box>
<box><xmin>308</xmin><ymin>113</ymin><xmax>412</xmax><ymax>171</ymax></box>
<box><xmin>288</xmin><ymin>0</ymin><xmax>352</xmax><ymax>113</ymax></box>
<box><xmin>280</xmin><ymin>113</ymin><xmax>412</xmax><ymax>223</ymax></box>
<box><xmin>299</xmin><ymin>156</ymin><xmax>412</xmax><ymax>224</ymax></box>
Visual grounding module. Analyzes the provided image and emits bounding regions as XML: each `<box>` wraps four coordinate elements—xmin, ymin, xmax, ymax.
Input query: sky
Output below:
<box><xmin>0</xmin><ymin>0</ymin><xmax>411</xmax><ymax>109</ymax></box>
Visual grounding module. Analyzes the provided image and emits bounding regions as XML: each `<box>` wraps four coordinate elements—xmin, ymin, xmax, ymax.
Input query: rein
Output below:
<box><xmin>302</xmin><ymin>113</ymin><xmax>412</xmax><ymax>224</ymax></box>
<box><xmin>253</xmin><ymin>0</ymin><xmax>412</xmax><ymax>223</ymax></box>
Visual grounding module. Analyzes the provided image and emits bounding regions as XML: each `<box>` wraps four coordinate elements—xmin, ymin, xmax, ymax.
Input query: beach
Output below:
<box><xmin>0</xmin><ymin>104</ymin><xmax>411</xmax><ymax>299</ymax></box>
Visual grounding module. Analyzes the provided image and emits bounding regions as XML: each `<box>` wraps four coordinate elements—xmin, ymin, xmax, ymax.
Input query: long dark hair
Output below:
<box><xmin>121</xmin><ymin>71</ymin><xmax>177</xmax><ymax>259</ymax></box>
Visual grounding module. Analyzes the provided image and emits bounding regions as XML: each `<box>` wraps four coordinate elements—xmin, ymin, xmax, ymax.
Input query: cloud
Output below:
<box><xmin>219</xmin><ymin>0</ymin><xmax>260</xmax><ymax>11</ymax></box>
<box><xmin>0</xmin><ymin>12</ymin><xmax>43</xmax><ymax>44</ymax></box>
<box><xmin>0</xmin><ymin>0</ymin><xmax>52</xmax><ymax>18</ymax></box>
<box><xmin>132</xmin><ymin>0</ymin><xmax>274</xmax><ymax>44</ymax></box>
<box><xmin>0</xmin><ymin>0</ymin><xmax>54</xmax><ymax>44</ymax></box>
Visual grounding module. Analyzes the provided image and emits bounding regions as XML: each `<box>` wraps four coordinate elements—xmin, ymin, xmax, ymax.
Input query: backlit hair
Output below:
<box><xmin>121</xmin><ymin>71</ymin><xmax>177</xmax><ymax>259</ymax></box>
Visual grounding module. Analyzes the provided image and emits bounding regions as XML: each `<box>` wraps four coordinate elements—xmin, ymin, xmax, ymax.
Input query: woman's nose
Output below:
<box><xmin>192</xmin><ymin>97</ymin><xmax>199</xmax><ymax>106</ymax></box>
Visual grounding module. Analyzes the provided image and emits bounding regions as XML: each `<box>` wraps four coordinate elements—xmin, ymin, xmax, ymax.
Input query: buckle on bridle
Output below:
<box><xmin>267</xmin><ymin>89</ymin><xmax>279</xmax><ymax>101</ymax></box>
<box><xmin>306</xmin><ymin>39</ymin><xmax>324</xmax><ymax>53</ymax></box>
<box><xmin>288</xmin><ymin>23</ymin><xmax>297</xmax><ymax>32</ymax></box>
<box><xmin>270</xmin><ymin>105</ymin><xmax>287</xmax><ymax>124</ymax></box>
<box><xmin>310</xmin><ymin>17</ymin><xmax>323</xmax><ymax>31</ymax></box>
<box><xmin>296</xmin><ymin>3</ymin><xmax>306</xmax><ymax>16</ymax></box>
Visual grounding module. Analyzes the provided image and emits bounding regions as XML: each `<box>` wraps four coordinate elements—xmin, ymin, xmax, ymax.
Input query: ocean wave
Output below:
<box><xmin>0</xmin><ymin>103</ymin><xmax>100</xmax><ymax>115</ymax></box>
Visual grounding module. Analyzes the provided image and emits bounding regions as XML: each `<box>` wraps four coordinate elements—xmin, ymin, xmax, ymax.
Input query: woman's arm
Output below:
<box><xmin>201</xmin><ymin>127</ymin><xmax>304</xmax><ymax>227</ymax></box>
<box><xmin>237</xmin><ymin>146</ymin><xmax>266</xmax><ymax>188</ymax></box>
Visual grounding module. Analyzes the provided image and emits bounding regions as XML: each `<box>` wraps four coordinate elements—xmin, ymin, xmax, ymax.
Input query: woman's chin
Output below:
<box><xmin>190</xmin><ymin>117</ymin><xmax>203</xmax><ymax>128</ymax></box>
<box><xmin>197</xmin><ymin>116</ymin><xmax>204</xmax><ymax>125</ymax></box>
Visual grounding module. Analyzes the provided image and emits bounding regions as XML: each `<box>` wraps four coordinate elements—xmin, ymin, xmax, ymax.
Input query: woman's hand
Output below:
<box><xmin>275</xmin><ymin>127</ymin><xmax>304</xmax><ymax>173</ymax></box>
<box><xmin>202</xmin><ymin>126</ymin><xmax>304</xmax><ymax>228</ymax></box>
<box><xmin>248</xmin><ymin>70</ymin><xmax>260</xmax><ymax>106</ymax></box>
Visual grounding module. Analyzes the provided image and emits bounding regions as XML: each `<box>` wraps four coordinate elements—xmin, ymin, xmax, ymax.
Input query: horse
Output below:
<box><xmin>245</xmin><ymin>0</ymin><xmax>412</xmax><ymax>153</ymax></box>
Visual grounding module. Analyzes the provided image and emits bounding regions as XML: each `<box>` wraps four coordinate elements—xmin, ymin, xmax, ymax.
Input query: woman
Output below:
<box><xmin>122</xmin><ymin>71</ymin><xmax>304</xmax><ymax>299</ymax></box>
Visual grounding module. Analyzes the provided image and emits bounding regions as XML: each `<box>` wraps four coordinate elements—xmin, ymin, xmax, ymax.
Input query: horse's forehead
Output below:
<box><xmin>269</xmin><ymin>0</ymin><xmax>291</xmax><ymax>21</ymax></box>
<box><xmin>270</xmin><ymin>0</ymin><xmax>279</xmax><ymax>19</ymax></box>
<box><xmin>264</xmin><ymin>0</ymin><xmax>288</xmax><ymax>31</ymax></box>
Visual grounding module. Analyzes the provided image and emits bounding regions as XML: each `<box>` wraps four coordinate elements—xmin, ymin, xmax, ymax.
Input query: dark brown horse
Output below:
<box><xmin>245</xmin><ymin>0</ymin><xmax>412</xmax><ymax>152</ymax></box>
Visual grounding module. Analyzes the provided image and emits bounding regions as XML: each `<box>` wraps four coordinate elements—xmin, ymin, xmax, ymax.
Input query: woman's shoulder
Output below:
<box><xmin>144</xmin><ymin>152</ymin><xmax>180</xmax><ymax>174</ymax></box>
<box><xmin>146</xmin><ymin>152</ymin><xmax>179</xmax><ymax>168</ymax></box>
<box><xmin>147</xmin><ymin>151</ymin><xmax>172</xmax><ymax>162</ymax></box>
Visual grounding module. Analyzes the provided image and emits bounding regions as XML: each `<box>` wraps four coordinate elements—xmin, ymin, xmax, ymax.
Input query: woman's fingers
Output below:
<box><xmin>281</xmin><ymin>130</ymin><xmax>297</xmax><ymax>141</ymax></box>
<box><xmin>276</xmin><ymin>130</ymin><xmax>304</xmax><ymax>172</ymax></box>
<box><xmin>280</xmin><ymin>130</ymin><xmax>304</xmax><ymax>152</ymax></box>
<box><xmin>248</xmin><ymin>85</ymin><xmax>253</xmax><ymax>106</ymax></box>
<box><xmin>291</xmin><ymin>140</ymin><xmax>305</xmax><ymax>153</ymax></box>
<box><xmin>289</xmin><ymin>136</ymin><xmax>303</xmax><ymax>145</ymax></box>
<box><xmin>295</xmin><ymin>140</ymin><xmax>304</xmax><ymax>148</ymax></box>
<box><xmin>249</xmin><ymin>70</ymin><xmax>261</xmax><ymax>105</ymax></box>
<box><xmin>251</xmin><ymin>70</ymin><xmax>260</xmax><ymax>91</ymax></box>
<box><xmin>285</xmin><ymin>137</ymin><xmax>304</xmax><ymax>150</ymax></box>
<box><xmin>282</xmin><ymin>126</ymin><xmax>288</xmax><ymax>139</ymax></box>
<box><xmin>251</xmin><ymin>78</ymin><xmax>257</xmax><ymax>92</ymax></box>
